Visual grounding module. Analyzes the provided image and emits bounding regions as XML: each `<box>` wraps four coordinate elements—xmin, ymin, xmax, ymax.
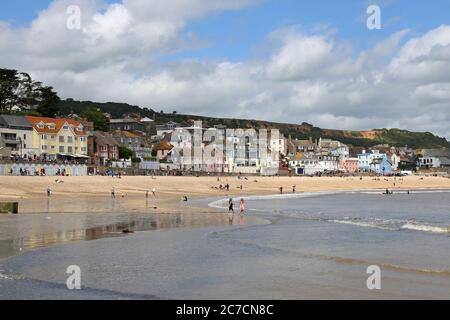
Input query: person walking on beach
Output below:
<box><xmin>239</xmin><ymin>198</ymin><xmax>245</xmax><ymax>215</ymax></box>
<box><xmin>292</xmin><ymin>185</ymin><xmax>296</xmax><ymax>193</ymax></box>
<box><xmin>46</xmin><ymin>186</ymin><xmax>51</xmax><ymax>197</ymax></box>
<box><xmin>111</xmin><ymin>187</ymin><xmax>116</xmax><ymax>199</ymax></box>
<box><xmin>280</xmin><ymin>187</ymin><xmax>283</xmax><ymax>194</ymax></box>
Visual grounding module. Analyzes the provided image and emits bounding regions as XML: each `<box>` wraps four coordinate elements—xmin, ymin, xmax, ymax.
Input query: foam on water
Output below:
<box><xmin>401</xmin><ymin>223</ymin><xmax>450</xmax><ymax>234</ymax></box>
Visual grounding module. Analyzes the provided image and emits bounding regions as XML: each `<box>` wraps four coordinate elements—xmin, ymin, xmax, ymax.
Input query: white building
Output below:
<box><xmin>418</xmin><ymin>156</ymin><xmax>441</xmax><ymax>168</ymax></box>
<box><xmin>294</xmin><ymin>154</ymin><xmax>339</xmax><ymax>175</ymax></box>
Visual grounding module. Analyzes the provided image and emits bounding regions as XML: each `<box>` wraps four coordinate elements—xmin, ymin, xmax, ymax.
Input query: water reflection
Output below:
<box><xmin>0</xmin><ymin>209</ymin><xmax>235</xmax><ymax>261</ymax></box>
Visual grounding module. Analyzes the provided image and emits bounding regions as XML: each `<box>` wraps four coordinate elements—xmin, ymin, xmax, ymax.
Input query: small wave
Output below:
<box><xmin>401</xmin><ymin>223</ymin><xmax>450</xmax><ymax>234</ymax></box>
<box><xmin>328</xmin><ymin>218</ymin><xmax>450</xmax><ymax>235</ymax></box>
<box><xmin>329</xmin><ymin>219</ymin><xmax>399</xmax><ymax>231</ymax></box>
<box><xmin>0</xmin><ymin>273</ymin><xmax>12</xmax><ymax>280</ymax></box>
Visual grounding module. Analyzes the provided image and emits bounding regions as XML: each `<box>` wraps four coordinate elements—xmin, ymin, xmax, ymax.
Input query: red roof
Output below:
<box><xmin>25</xmin><ymin>116</ymin><xmax>87</xmax><ymax>136</ymax></box>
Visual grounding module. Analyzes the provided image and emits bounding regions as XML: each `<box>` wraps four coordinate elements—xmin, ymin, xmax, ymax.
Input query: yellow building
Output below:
<box><xmin>25</xmin><ymin>116</ymin><xmax>88</xmax><ymax>159</ymax></box>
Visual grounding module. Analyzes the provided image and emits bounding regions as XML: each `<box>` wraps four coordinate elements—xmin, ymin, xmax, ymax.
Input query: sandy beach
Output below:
<box><xmin>0</xmin><ymin>175</ymin><xmax>449</xmax><ymax>214</ymax></box>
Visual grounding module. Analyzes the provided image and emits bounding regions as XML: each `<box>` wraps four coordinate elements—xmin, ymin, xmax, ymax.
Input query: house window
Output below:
<box><xmin>59</xmin><ymin>146</ymin><xmax>64</xmax><ymax>153</ymax></box>
<box><xmin>24</xmin><ymin>144</ymin><xmax>27</xmax><ymax>148</ymax></box>
<box><xmin>68</xmin><ymin>146</ymin><xmax>73</xmax><ymax>153</ymax></box>
<box><xmin>63</xmin><ymin>125</ymin><xmax>69</xmax><ymax>130</ymax></box>
<box><xmin>48</xmin><ymin>124</ymin><xmax>55</xmax><ymax>130</ymax></box>
<box><xmin>41</xmin><ymin>134</ymin><xmax>47</xmax><ymax>140</ymax></box>
<box><xmin>81</xmin><ymin>147</ymin><xmax>86</xmax><ymax>152</ymax></box>
<box><xmin>41</xmin><ymin>145</ymin><xmax>47</xmax><ymax>151</ymax></box>
<box><xmin>68</xmin><ymin>136</ymin><xmax>73</xmax><ymax>143</ymax></box>
<box><xmin>59</xmin><ymin>136</ymin><xmax>65</xmax><ymax>143</ymax></box>
<box><xmin>23</xmin><ymin>134</ymin><xmax>26</xmax><ymax>139</ymax></box>
<box><xmin>80</xmin><ymin>137</ymin><xmax>86</xmax><ymax>142</ymax></box>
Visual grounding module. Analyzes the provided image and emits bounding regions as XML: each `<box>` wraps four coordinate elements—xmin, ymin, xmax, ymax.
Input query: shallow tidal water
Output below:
<box><xmin>1</xmin><ymin>190</ymin><xmax>450</xmax><ymax>299</ymax></box>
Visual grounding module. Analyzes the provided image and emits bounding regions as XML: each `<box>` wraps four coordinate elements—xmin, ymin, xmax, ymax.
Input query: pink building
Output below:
<box><xmin>339</xmin><ymin>158</ymin><xmax>359</xmax><ymax>173</ymax></box>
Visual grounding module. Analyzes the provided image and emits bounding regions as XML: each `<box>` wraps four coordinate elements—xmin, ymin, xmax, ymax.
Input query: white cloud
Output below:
<box><xmin>0</xmin><ymin>0</ymin><xmax>450</xmax><ymax>139</ymax></box>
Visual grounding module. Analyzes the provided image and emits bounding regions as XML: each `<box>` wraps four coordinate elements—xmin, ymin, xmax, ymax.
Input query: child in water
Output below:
<box><xmin>239</xmin><ymin>198</ymin><xmax>245</xmax><ymax>215</ymax></box>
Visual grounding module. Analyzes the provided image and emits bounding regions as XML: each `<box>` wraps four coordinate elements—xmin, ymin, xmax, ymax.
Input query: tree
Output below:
<box><xmin>0</xmin><ymin>68</ymin><xmax>61</xmax><ymax>116</ymax></box>
<box><xmin>81</xmin><ymin>107</ymin><xmax>109</xmax><ymax>131</ymax></box>
<box><xmin>36</xmin><ymin>86</ymin><xmax>60</xmax><ymax>117</ymax></box>
<box><xmin>119</xmin><ymin>146</ymin><xmax>133</xmax><ymax>160</ymax></box>
<box><xmin>0</xmin><ymin>69</ymin><xmax>20</xmax><ymax>110</ymax></box>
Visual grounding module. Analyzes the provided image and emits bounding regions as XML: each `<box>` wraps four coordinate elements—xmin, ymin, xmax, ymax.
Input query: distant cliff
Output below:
<box><xmin>59</xmin><ymin>99</ymin><xmax>449</xmax><ymax>149</ymax></box>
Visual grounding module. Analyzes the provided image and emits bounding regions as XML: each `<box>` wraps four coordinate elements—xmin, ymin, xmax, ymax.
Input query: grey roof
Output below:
<box><xmin>109</xmin><ymin>118</ymin><xmax>139</xmax><ymax>124</ymax></box>
<box><xmin>439</xmin><ymin>157</ymin><xmax>450</xmax><ymax>166</ymax></box>
<box><xmin>94</xmin><ymin>131</ymin><xmax>119</xmax><ymax>146</ymax></box>
<box><xmin>421</xmin><ymin>148</ymin><xmax>450</xmax><ymax>158</ymax></box>
<box><xmin>0</xmin><ymin>115</ymin><xmax>33</xmax><ymax>130</ymax></box>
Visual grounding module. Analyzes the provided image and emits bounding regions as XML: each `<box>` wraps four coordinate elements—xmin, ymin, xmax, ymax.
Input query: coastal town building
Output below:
<box><xmin>417</xmin><ymin>148</ymin><xmax>450</xmax><ymax>169</ymax></box>
<box><xmin>112</xmin><ymin>130</ymin><xmax>152</xmax><ymax>159</ymax></box>
<box><xmin>318</xmin><ymin>138</ymin><xmax>349</xmax><ymax>159</ymax></box>
<box><xmin>92</xmin><ymin>131</ymin><xmax>119</xmax><ymax>164</ymax></box>
<box><xmin>156</xmin><ymin>121</ymin><xmax>181</xmax><ymax>136</ymax></box>
<box><xmin>287</xmin><ymin>137</ymin><xmax>317</xmax><ymax>156</ymax></box>
<box><xmin>0</xmin><ymin>115</ymin><xmax>36</xmax><ymax>157</ymax></box>
<box><xmin>358</xmin><ymin>150</ymin><xmax>392</xmax><ymax>175</ymax></box>
<box><xmin>154</xmin><ymin>140</ymin><xmax>173</xmax><ymax>161</ymax></box>
<box><xmin>293</xmin><ymin>154</ymin><xmax>339</xmax><ymax>175</ymax></box>
<box><xmin>339</xmin><ymin>158</ymin><xmax>359</xmax><ymax>173</ymax></box>
<box><xmin>109</xmin><ymin>117</ymin><xmax>156</xmax><ymax>136</ymax></box>
<box><xmin>25</xmin><ymin>116</ymin><xmax>89</xmax><ymax>159</ymax></box>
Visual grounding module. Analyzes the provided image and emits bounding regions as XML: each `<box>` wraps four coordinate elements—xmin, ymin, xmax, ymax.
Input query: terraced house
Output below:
<box><xmin>25</xmin><ymin>116</ymin><xmax>88</xmax><ymax>159</ymax></box>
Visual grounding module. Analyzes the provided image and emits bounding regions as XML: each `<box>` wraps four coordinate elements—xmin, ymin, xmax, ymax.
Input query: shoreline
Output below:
<box><xmin>1</xmin><ymin>175</ymin><xmax>449</xmax><ymax>214</ymax></box>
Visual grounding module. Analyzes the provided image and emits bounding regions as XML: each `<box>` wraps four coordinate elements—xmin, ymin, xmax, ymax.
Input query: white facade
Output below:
<box><xmin>418</xmin><ymin>156</ymin><xmax>441</xmax><ymax>168</ymax></box>
<box><xmin>390</xmin><ymin>153</ymin><xmax>401</xmax><ymax>171</ymax></box>
<box><xmin>294</xmin><ymin>155</ymin><xmax>339</xmax><ymax>175</ymax></box>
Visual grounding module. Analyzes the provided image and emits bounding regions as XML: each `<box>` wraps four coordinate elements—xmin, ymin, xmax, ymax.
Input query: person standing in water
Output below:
<box><xmin>228</xmin><ymin>198</ymin><xmax>234</xmax><ymax>213</ymax></box>
<box><xmin>280</xmin><ymin>187</ymin><xmax>283</xmax><ymax>194</ymax></box>
<box><xmin>111</xmin><ymin>187</ymin><xmax>116</xmax><ymax>199</ymax></box>
<box><xmin>47</xmin><ymin>186</ymin><xmax>51</xmax><ymax>197</ymax></box>
<box><xmin>228</xmin><ymin>198</ymin><xmax>234</xmax><ymax>224</ymax></box>
<box><xmin>239</xmin><ymin>198</ymin><xmax>245</xmax><ymax>215</ymax></box>
<box><xmin>152</xmin><ymin>187</ymin><xmax>157</xmax><ymax>208</ymax></box>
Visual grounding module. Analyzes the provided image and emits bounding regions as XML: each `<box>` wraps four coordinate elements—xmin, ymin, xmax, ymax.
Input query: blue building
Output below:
<box><xmin>358</xmin><ymin>150</ymin><xmax>392</xmax><ymax>175</ymax></box>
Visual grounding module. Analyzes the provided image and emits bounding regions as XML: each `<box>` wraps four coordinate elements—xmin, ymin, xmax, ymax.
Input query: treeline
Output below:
<box><xmin>0</xmin><ymin>68</ymin><xmax>60</xmax><ymax>117</ymax></box>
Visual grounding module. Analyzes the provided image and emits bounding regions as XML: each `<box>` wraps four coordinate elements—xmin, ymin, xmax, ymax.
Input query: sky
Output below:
<box><xmin>1</xmin><ymin>0</ymin><xmax>450</xmax><ymax>138</ymax></box>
